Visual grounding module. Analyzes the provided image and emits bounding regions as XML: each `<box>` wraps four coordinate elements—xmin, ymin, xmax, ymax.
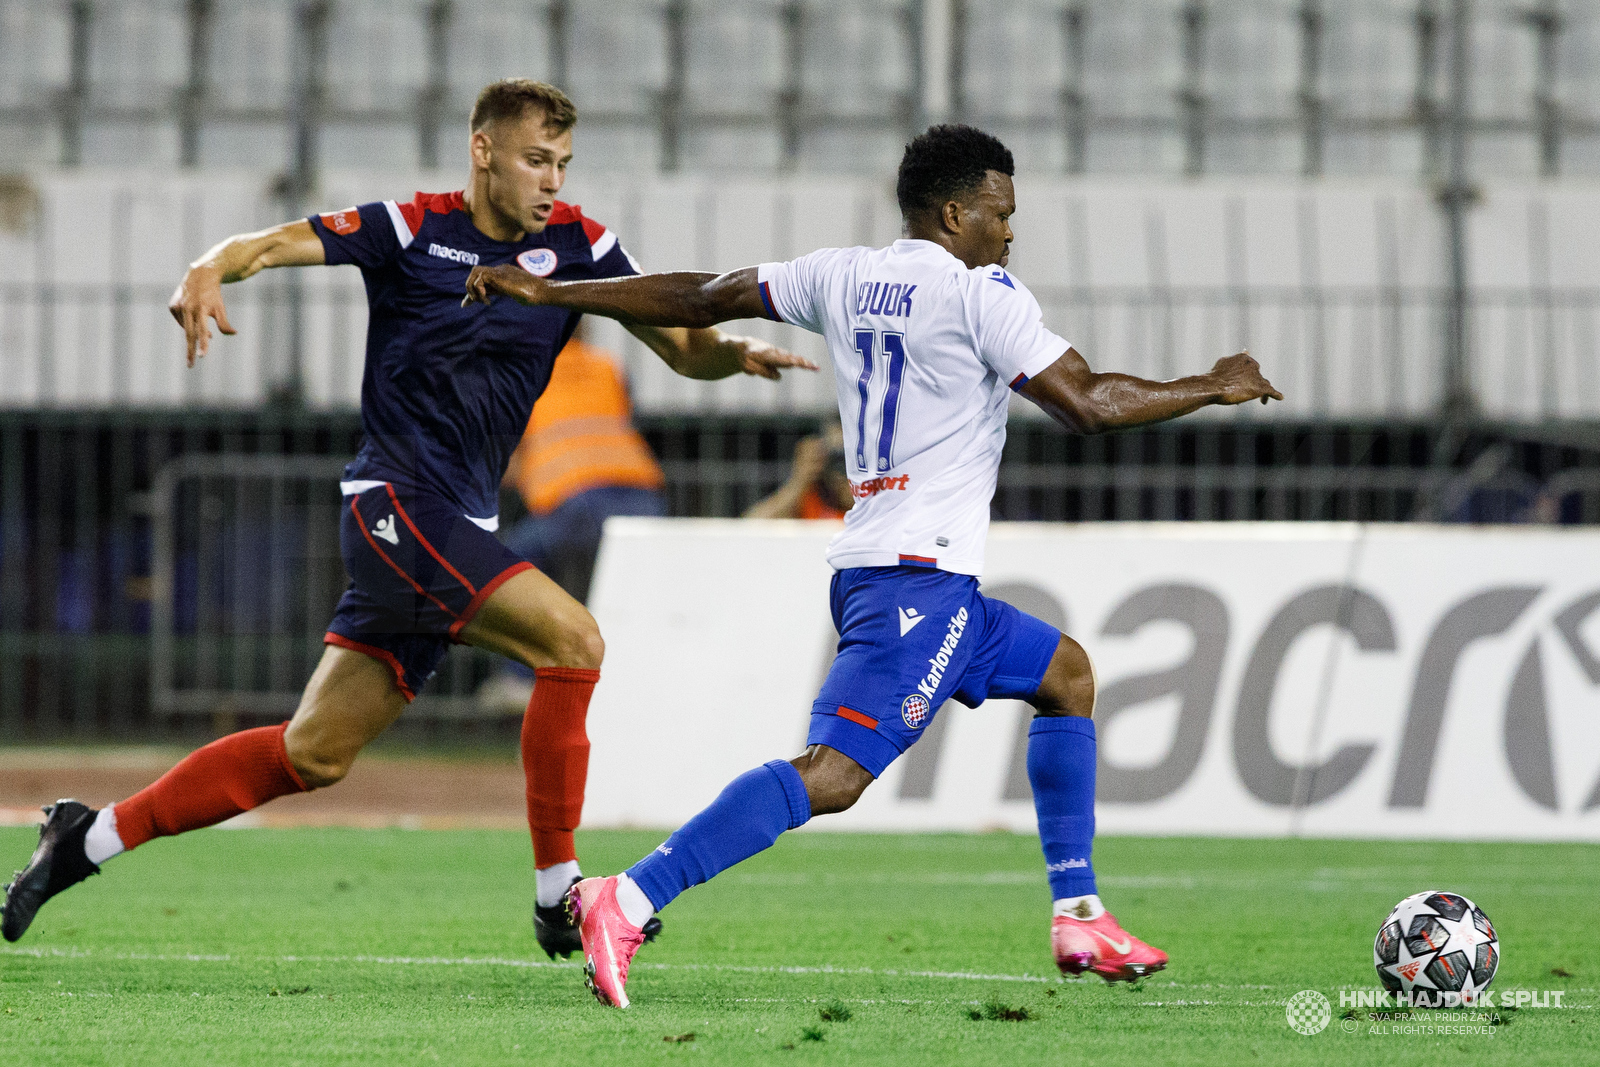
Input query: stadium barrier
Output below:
<box><xmin>583</xmin><ymin>518</ymin><xmax>1600</xmax><ymax>841</ymax></box>
<box><xmin>3</xmin><ymin>410</ymin><xmax>1599</xmax><ymax>736</ymax></box>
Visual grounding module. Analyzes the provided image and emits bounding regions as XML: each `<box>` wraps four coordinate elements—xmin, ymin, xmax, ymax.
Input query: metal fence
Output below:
<box><xmin>5</xmin><ymin>408</ymin><xmax>1598</xmax><ymax>739</ymax></box>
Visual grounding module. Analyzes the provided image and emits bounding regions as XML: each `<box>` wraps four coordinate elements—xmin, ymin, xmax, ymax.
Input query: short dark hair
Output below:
<box><xmin>895</xmin><ymin>124</ymin><xmax>1015</xmax><ymax>218</ymax></box>
<box><xmin>470</xmin><ymin>79</ymin><xmax>578</xmax><ymax>134</ymax></box>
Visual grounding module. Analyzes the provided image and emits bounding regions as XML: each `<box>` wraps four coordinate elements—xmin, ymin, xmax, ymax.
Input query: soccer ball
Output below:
<box><xmin>1374</xmin><ymin>890</ymin><xmax>1499</xmax><ymax>1004</ymax></box>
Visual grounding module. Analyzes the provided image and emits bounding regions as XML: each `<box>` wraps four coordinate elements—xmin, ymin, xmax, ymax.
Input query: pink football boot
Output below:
<box><xmin>567</xmin><ymin>876</ymin><xmax>648</xmax><ymax>1008</ymax></box>
<box><xmin>1052</xmin><ymin>911</ymin><xmax>1169</xmax><ymax>982</ymax></box>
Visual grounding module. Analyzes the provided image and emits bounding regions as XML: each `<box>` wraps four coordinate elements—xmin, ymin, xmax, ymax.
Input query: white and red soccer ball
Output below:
<box><xmin>1374</xmin><ymin>890</ymin><xmax>1499</xmax><ymax>1004</ymax></box>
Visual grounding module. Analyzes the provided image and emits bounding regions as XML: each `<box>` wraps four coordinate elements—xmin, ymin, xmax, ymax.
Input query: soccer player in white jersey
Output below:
<box><xmin>464</xmin><ymin>125</ymin><xmax>1282</xmax><ymax>1008</ymax></box>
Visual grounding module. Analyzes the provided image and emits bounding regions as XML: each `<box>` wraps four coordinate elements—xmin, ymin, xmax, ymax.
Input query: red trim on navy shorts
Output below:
<box><xmin>324</xmin><ymin>631</ymin><xmax>416</xmax><ymax>701</ymax></box>
<box><xmin>449</xmin><ymin>561</ymin><xmax>534</xmax><ymax>640</ymax></box>
<box><xmin>385</xmin><ymin>483</ymin><xmax>477</xmax><ymax>596</ymax></box>
<box><xmin>351</xmin><ymin>495</ymin><xmax>459</xmax><ymax>620</ymax></box>
<box><xmin>836</xmin><ymin>705</ymin><xmax>878</xmax><ymax>730</ymax></box>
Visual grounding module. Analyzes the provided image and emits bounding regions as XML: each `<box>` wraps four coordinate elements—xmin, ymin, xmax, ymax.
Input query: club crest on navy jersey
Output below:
<box><xmin>518</xmin><ymin>248</ymin><xmax>559</xmax><ymax>276</ymax></box>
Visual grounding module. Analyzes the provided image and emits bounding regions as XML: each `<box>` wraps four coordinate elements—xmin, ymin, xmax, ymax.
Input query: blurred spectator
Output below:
<box><xmin>745</xmin><ymin>424</ymin><xmax>853</xmax><ymax>520</ymax></box>
<box><xmin>477</xmin><ymin>325</ymin><xmax>666</xmax><ymax>713</ymax></box>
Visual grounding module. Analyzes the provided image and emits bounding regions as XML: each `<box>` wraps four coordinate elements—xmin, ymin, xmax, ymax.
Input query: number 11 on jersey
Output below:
<box><xmin>852</xmin><ymin>329</ymin><xmax>907</xmax><ymax>474</ymax></box>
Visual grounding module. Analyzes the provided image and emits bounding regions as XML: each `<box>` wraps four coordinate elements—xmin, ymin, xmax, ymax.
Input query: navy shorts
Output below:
<box><xmin>325</xmin><ymin>483</ymin><xmax>532</xmax><ymax>700</ymax></box>
<box><xmin>808</xmin><ymin>566</ymin><xmax>1063</xmax><ymax>777</ymax></box>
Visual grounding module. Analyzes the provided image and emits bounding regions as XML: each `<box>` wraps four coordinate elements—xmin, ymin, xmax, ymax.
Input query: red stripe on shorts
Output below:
<box><xmin>449</xmin><ymin>561</ymin><xmax>534</xmax><ymax>640</ymax></box>
<box><xmin>836</xmin><ymin>706</ymin><xmax>878</xmax><ymax>731</ymax></box>
<box><xmin>351</xmin><ymin>495</ymin><xmax>459</xmax><ymax>620</ymax></box>
<box><xmin>323</xmin><ymin>631</ymin><xmax>416</xmax><ymax>701</ymax></box>
<box><xmin>385</xmin><ymin>483</ymin><xmax>477</xmax><ymax>596</ymax></box>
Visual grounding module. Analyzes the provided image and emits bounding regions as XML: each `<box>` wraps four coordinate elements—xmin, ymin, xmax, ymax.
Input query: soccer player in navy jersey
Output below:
<box><xmin>2</xmin><ymin>80</ymin><xmax>814</xmax><ymax>958</ymax></box>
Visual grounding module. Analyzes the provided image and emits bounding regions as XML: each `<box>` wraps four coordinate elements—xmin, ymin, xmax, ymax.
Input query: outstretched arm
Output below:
<box><xmin>623</xmin><ymin>324</ymin><xmax>818</xmax><ymax>381</ymax></box>
<box><xmin>464</xmin><ymin>264</ymin><xmax>764</xmax><ymax>329</ymax></box>
<box><xmin>463</xmin><ymin>264</ymin><xmax>814</xmax><ymax>380</ymax></box>
<box><xmin>168</xmin><ymin>219</ymin><xmax>326</xmax><ymax>365</ymax></box>
<box><xmin>1020</xmin><ymin>348</ymin><xmax>1282</xmax><ymax>434</ymax></box>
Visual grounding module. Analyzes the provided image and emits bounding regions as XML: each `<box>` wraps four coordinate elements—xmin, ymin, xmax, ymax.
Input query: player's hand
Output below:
<box><xmin>728</xmin><ymin>335</ymin><xmax>820</xmax><ymax>380</ymax></box>
<box><xmin>1210</xmin><ymin>352</ymin><xmax>1283</xmax><ymax>405</ymax></box>
<box><xmin>462</xmin><ymin>264</ymin><xmax>544</xmax><ymax>308</ymax></box>
<box><xmin>168</xmin><ymin>265</ymin><xmax>235</xmax><ymax>367</ymax></box>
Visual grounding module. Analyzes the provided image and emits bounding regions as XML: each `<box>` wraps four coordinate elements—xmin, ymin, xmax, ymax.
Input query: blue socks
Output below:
<box><xmin>625</xmin><ymin>759</ymin><xmax>812</xmax><ymax>912</ymax></box>
<box><xmin>1028</xmin><ymin>716</ymin><xmax>1098</xmax><ymax>899</ymax></box>
<box><xmin>623</xmin><ymin>724</ymin><xmax>1095</xmax><ymax>914</ymax></box>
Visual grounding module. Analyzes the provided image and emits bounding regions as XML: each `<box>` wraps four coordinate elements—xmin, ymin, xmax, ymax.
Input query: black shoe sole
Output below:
<box><xmin>2</xmin><ymin>800</ymin><xmax>99</xmax><ymax>943</ymax></box>
<box><xmin>536</xmin><ymin>903</ymin><xmax>662</xmax><ymax>960</ymax></box>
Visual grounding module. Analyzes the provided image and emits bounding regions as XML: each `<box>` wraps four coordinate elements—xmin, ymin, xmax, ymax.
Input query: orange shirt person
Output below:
<box><xmin>745</xmin><ymin>425</ymin><xmax>854</xmax><ymax>520</ymax></box>
<box><xmin>502</xmin><ymin>329</ymin><xmax>666</xmax><ymax>605</ymax></box>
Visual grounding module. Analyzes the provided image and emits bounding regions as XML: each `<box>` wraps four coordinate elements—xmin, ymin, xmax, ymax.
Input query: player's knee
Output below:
<box><xmin>1032</xmin><ymin>636</ymin><xmax>1096</xmax><ymax>719</ymax></box>
<box><xmin>793</xmin><ymin>748</ymin><xmax>873</xmax><ymax>816</ymax></box>
<box><xmin>803</xmin><ymin>776</ymin><xmax>868</xmax><ymax>817</ymax></box>
<box><xmin>283</xmin><ymin>734</ymin><xmax>354</xmax><ymax>790</ymax></box>
<box><xmin>551</xmin><ymin>613</ymin><xmax>605</xmax><ymax>670</ymax></box>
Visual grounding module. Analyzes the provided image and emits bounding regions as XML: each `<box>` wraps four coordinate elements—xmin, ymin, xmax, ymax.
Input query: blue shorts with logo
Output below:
<box><xmin>325</xmin><ymin>482</ymin><xmax>532</xmax><ymax>701</ymax></box>
<box><xmin>808</xmin><ymin>566</ymin><xmax>1063</xmax><ymax>777</ymax></box>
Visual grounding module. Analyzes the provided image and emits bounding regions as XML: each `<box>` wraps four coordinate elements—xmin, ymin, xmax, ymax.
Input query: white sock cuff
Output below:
<box><xmin>614</xmin><ymin>873</ymin><xmax>656</xmax><ymax>930</ymax></box>
<box><xmin>534</xmin><ymin>859</ymin><xmax>582</xmax><ymax>907</ymax></box>
<box><xmin>1053</xmin><ymin>893</ymin><xmax>1105</xmax><ymax>920</ymax></box>
<box><xmin>83</xmin><ymin>805</ymin><xmax>125</xmax><ymax>866</ymax></box>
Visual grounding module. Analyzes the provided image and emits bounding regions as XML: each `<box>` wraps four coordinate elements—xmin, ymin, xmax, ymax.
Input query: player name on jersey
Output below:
<box><xmin>854</xmin><ymin>282</ymin><xmax>916</xmax><ymax>317</ymax></box>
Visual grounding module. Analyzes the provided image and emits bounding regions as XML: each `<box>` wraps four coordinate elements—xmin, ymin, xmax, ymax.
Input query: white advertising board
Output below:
<box><xmin>583</xmin><ymin>519</ymin><xmax>1600</xmax><ymax>841</ymax></box>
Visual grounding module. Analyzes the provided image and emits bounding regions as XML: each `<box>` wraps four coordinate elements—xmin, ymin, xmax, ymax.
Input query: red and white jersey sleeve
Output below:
<box><xmin>759</xmin><ymin>239</ymin><xmax>1070</xmax><ymax>577</ymax></box>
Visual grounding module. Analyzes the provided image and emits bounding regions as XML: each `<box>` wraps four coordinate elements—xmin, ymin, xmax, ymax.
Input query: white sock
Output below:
<box><xmin>83</xmin><ymin>806</ymin><xmax>125</xmax><ymax>866</ymax></box>
<box><xmin>535</xmin><ymin>859</ymin><xmax>582</xmax><ymax>907</ymax></box>
<box><xmin>1053</xmin><ymin>894</ymin><xmax>1105</xmax><ymax>921</ymax></box>
<box><xmin>614</xmin><ymin>873</ymin><xmax>656</xmax><ymax>930</ymax></box>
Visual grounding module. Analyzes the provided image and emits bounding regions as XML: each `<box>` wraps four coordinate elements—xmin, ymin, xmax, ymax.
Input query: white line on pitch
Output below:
<box><xmin>0</xmin><ymin>945</ymin><xmax>1302</xmax><ymax>991</ymax></box>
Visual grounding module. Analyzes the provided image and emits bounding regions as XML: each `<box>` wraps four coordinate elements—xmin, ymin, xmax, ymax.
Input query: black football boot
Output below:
<box><xmin>534</xmin><ymin>875</ymin><xmax>663</xmax><ymax>959</ymax></box>
<box><xmin>2</xmin><ymin>800</ymin><xmax>101</xmax><ymax>943</ymax></box>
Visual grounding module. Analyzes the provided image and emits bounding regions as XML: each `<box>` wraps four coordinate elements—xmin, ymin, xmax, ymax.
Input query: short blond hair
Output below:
<box><xmin>470</xmin><ymin>79</ymin><xmax>577</xmax><ymax>134</ymax></box>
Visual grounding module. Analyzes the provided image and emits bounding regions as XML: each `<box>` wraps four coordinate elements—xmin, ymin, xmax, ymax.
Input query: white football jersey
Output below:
<box><xmin>758</xmin><ymin>239</ymin><xmax>1069</xmax><ymax>575</ymax></box>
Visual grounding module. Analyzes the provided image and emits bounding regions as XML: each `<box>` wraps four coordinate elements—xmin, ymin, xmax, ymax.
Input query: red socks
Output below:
<box><xmin>114</xmin><ymin>723</ymin><xmax>309</xmax><ymax>850</ymax></box>
<box><xmin>107</xmin><ymin>675</ymin><xmax>594</xmax><ymax>864</ymax></box>
<box><xmin>521</xmin><ymin>667</ymin><xmax>598</xmax><ymax>867</ymax></box>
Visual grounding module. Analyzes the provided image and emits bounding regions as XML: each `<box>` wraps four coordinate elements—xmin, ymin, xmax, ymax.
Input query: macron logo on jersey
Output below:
<box><xmin>987</xmin><ymin>267</ymin><xmax>1015</xmax><ymax>289</ymax></box>
<box><xmin>428</xmin><ymin>243</ymin><xmax>480</xmax><ymax>266</ymax></box>
<box><xmin>855</xmin><ymin>281</ymin><xmax>916</xmax><ymax>317</ymax></box>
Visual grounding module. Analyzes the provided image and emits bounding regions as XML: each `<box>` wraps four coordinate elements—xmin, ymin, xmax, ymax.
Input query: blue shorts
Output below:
<box><xmin>325</xmin><ymin>483</ymin><xmax>532</xmax><ymax>700</ymax></box>
<box><xmin>808</xmin><ymin>566</ymin><xmax>1063</xmax><ymax>777</ymax></box>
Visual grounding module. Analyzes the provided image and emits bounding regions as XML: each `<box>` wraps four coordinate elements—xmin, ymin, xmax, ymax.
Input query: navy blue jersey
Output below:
<box><xmin>308</xmin><ymin>191</ymin><xmax>640</xmax><ymax>521</ymax></box>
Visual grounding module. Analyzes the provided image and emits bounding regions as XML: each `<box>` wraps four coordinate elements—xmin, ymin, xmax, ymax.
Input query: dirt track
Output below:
<box><xmin>0</xmin><ymin>748</ymin><xmax>527</xmax><ymax>830</ymax></box>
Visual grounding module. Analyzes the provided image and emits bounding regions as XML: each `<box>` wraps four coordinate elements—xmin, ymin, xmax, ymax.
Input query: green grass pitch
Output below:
<box><xmin>0</xmin><ymin>827</ymin><xmax>1595</xmax><ymax>1065</ymax></box>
